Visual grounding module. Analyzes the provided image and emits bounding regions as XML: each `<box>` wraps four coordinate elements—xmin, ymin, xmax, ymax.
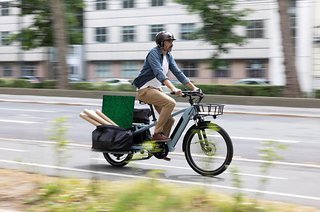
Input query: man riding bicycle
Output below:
<box><xmin>132</xmin><ymin>31</ymin><xmax>199</xmax><ymax>141</ymax></box>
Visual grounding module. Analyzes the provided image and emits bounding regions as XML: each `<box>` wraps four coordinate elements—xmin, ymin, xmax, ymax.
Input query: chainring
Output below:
<box><xmin>152</xmin><ymin>142</ymin><xmax>169</xmax><ymax>159</ymax></box>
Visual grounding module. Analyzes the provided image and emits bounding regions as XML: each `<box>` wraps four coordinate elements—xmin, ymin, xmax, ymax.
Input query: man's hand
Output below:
<box><xmin>163</xmin><ymin>79</ymin><xmax>182</xmax><ymax>96</ymax></box>
<box><xmin>192</xmin><ymin>87</ymin><xmax>200</xmax><ymax>92</ymax></box>
<box><xmin>171</xmin><ymin>87</ymin><xmax>182</xmax><ymax>96</ymax></box>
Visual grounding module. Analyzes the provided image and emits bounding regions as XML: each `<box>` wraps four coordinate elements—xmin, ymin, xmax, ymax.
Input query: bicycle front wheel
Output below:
<box><xmin>184</xmin><ymin>122</ymin><xmax>233</xmax><ymax>176</ymax></box>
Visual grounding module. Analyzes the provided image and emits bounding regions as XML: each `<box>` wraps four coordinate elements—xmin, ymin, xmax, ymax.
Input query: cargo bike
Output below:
<box><xmin>91</xmin><ymin>90</ymin><xmax>233</xmax><ymax>176</ymax></box>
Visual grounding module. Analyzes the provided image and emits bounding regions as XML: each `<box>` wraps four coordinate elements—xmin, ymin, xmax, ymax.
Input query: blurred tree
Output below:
<box><xmin>49</xmin><ymin>0</ymin><xmax>69</xmax><ymax>89</ymax></box>
<box><xmin>13</xmin><ymin>0</ymin><xmax>83</xmax><ymax>48</ymax></box>
<box><xmin>11</xmin><ymin>0</ymin><xmax>84</xmax><ymax>89</ymax></box>
<box><xmin>175</xmin><ymin>0</ymin><xmax>249</xmax><ymax>66</ymax></box>
<box><xmin>277</xmin><ymin>0</ymin><xmax>302</xmax><ymax>97</ymax></box>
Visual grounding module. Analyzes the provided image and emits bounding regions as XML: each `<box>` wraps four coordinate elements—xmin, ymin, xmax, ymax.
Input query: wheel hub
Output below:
<box><xmin>203</xmin><ymin>143</ymin><xmax>216</xmax><ymax>156</ymax></box>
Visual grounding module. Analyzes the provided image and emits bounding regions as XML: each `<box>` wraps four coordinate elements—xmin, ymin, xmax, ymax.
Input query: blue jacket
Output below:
<box><xmin>132</xmin><ymin>46</ymin><xmax>190</xmax><ymax>89</ymax></box>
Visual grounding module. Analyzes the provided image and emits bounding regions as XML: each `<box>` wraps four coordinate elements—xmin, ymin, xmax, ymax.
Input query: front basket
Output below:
<box><xmin>195</xmin><ymin>104</ymin><xmax>224</xmax><ymax>116</ymax></box>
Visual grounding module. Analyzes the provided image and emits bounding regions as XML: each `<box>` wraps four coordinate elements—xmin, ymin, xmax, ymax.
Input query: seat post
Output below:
<box><xmin>149</xmin><ymin>104</ymin><xmax>157</xmax><ymax>122</ymax></box>
<box><xmin>138</xmin><ymin>100</ymin><xmax>157</xmax><ymax>122</ymax></box>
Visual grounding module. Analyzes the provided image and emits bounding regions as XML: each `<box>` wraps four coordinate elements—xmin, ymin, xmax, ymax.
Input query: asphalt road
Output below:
<box><xmin>0</xmin><ymin>94</ymin><xmax>319</xmax><ymax>209</ymax></box>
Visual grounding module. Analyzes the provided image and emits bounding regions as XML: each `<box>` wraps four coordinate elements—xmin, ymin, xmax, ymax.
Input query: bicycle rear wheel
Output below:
<box><xmin>103</xmin><ymin>152</ymin><xmax>133</xmax><ymax>167</ymax></box>
<box><xmin>184</xmin><ymin>122</ymin><xmax>233</xmax><ymax>176</ymax></box>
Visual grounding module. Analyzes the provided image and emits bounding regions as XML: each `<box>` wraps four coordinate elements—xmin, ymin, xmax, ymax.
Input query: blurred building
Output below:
<box><xmin>0</xmin><ymin>0</ymin><xmax>85</xmax><ymax>81</ymax></box>
<box><xmin>0</xmin><ymin>0</ymin><xmax>319</xmax><ymax>93</ymax></box>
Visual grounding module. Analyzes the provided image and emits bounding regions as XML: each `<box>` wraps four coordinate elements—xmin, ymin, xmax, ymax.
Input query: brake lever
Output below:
<box><xmin>195</xmin><ymin>89</ymin><xmax>204</xmax><ymax>98</ymax></box>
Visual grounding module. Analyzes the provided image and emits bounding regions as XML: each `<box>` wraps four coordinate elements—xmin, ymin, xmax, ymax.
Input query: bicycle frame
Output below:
<box><xmin>132</xmin><ymin>104</ymin><xmax>197</xmax><ymax>152</ymax></box>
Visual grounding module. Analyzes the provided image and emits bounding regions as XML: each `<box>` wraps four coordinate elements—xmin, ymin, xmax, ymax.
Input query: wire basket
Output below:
<box><xmin>195</xmin><ymin>104</ymin><xmax>224</xmax><ymax>116</ymax></box>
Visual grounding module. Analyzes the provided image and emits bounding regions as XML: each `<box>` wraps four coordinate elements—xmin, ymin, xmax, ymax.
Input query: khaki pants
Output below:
<box><xmin>137</xmin><ymin>87</ymin><xmax>175</xmax><ymax>137</ymax></box>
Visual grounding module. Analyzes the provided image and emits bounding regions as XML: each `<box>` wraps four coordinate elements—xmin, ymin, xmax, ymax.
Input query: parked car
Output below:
<box><xmin>68</xmin><ymin>77</ymin><xmax>82</xmax><ymax>82</ymax></box>
<box><xmin>18</xmin><ymin>76</ymin><xmax>42</xmax><ymax>83</ymax></box>
<box><xmin>103</xmin><ymin>78</ymin><xmax>131</xmax><ymax>86</ymax></box>
<box><xmin>235</xmin><ymin>78</ymin><xmax>270</xmax><ymax>85</ymax></box>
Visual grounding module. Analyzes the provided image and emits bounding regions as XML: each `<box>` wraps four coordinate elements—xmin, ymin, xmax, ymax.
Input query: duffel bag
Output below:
<box><xmin>92</xmin><ymin>125</ymin><xmax>133</xmax><ymax>151</ymax></box>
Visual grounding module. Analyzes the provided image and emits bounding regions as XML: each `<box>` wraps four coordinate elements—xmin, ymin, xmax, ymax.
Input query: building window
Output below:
<box><xmin>150</xmin><ymin>24</ymin><xmax>164</xmax><ymax>41</ymax></box>
<box><xmin>123</xmin><ymin>0</ymin><xmax>134</xmax><ymax>8</ymax></box>
<box><xmin>96</xmin><ymin>0</ymin><xmax>107</xmax><ymax>10</ymax></box>
<box><xmin>0</xmin><ymin>31</ymin><xmax>9</xmax><ymax>46</ymax></box>
<box><xmin>181</xmin><ymin>62</ymin><xmax>198</xmax><ymax>77</ymax></box>
<box><xmin>122</xmin><ymin>26</ymin><xmax>135</xmax><ymax>42</ymax></box>
<box><xmin>121</xmin><ymin>62</ymin><xmax>138</xmax><ymax>78</ymax></box>
<box><xmin>246</xmin><ymin>60</ymin><xmax>266</xmax><ymax>78</ymax></box>
<box><xmin>180</xmin><ymin>23</ymin><xmax>195</xmax><ymax>40</ymax></box>
<box><xmin>68</xmin><ymin>46</ymin><xmax>77</xmax><ymax>55</ymax></box>
<box><xmin>69</xmin><ymin>65</ymin><xmax>78</xmax><ymax>75</ymax></box>
<box><xmin>246</xmin><ymin>20</ymin><xmax>264</xmax><ymax>39</ymax></box>
<box><xmin>3</xmin><ymin>66</ymin><xmax>12</xmax><ymax>77</ymax></box>
<box><xmin>0</xmin><ymin>2</ymin><xmax>9</xmax><ymax>16</ymax></box>
<box><xmin>151</xmin><ymin>0</ymin><xmax>164</xmax><ymax>7</ymax></box>
<box><xmin>21</xmin><ymin>64</ymin><xmax>37</xmax><ymax>76</ymax></box>
<box><xmin>215</xmin><ymin>61</ymin><xmax>230</xmax><ymax>78</ymax></box>
<box><xmin>95</xmin><ymin>27</ymin><xmax>107</xmax><ymax>43</ymax></box>
<box><xmin>95</xmin><ymin>62</ymin><xmax>112</xmax><ymax>78</ymax></box>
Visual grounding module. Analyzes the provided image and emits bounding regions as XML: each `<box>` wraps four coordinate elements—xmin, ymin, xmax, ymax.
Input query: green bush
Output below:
<box><xmin>69</xmin><ymin>82</ymin><xmax>96</xmax><ymax>90</ymax></box>
<box><xmin>12</xmin><ymin>79</ymin><xmax>32</xmax><ymax>88</ymax></box>
<box><xmin>0</xmin><ymin>78</ymin><xmax>13</xmax><ymax>87</ymax></box>
<box><xmin>42</xmin><ymin>80</ymin><xmax>57</xmax><ymax>89</ymax></box>
<box><xmin>95</xmin><ymin>83</ymin><xmax>113</xmax><ymax>91</ymax></box>
<box><xmin>178</xmin><ymin>84</ymin><xmax>283</xmax><ymax>97</ymax></box>
<box><xmin>0</xmin><ymin>78</ymin><xmax>285</xmax><ymax>97</ymax></box>
<box><xmin>95</xmin><ymin>83</ymin><xmax>135</xmax><ymax>92</ymax></box>
<box><xmin>315</xmin><ymin>89</ymin><xmax>320</xmax><ymax>98</ymax></box>
<box><xmin>31</xmin><ymin>82</ymin><xmax>44</xmax><ymax>88</ymax></box>
<box><xmin>116</xmin><ymin>84</ymin><xmax>136</xmax><ymax>92</ymax></box>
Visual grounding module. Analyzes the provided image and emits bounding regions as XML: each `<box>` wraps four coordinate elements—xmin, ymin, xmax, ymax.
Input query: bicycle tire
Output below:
<box><xmin>103</xmin><ymin>152</ymin><xmax>133</xmax><ymax>167</ymax></box>
<box><xmin>184</xmin><ymin>122</ymin><xmax>233</xmax><ymax>176</ymax></box>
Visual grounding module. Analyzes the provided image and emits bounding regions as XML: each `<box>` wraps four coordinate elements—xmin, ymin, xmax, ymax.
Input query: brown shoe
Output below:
<box><xmin>152</xmin><ymin>133</ymin><xmax>170</xmax><ymax>142</ymax></box>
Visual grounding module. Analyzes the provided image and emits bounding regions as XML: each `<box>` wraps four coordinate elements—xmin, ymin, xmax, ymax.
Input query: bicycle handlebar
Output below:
<box><xmin>170</xmin><ymin>89</ymin><xmax>204</xmax><ymax>104</ymax></box>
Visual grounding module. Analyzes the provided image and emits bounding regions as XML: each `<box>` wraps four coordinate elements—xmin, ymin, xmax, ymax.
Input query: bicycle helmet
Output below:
<box><xmin>155</xmin><ymin>31</ymin><xmax>176</xmax><ymax>47</ymax></box>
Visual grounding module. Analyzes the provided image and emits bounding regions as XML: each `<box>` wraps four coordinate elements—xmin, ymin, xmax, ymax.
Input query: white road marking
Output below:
<box><xmin>0</xmin><ymin>159</ymin><xmax>319</xmax><ymax>201</ymax></box>
<box><xmin>91</xmin><ymin>158</ymin><xmax>288</xmax><ymax>180</ymax></box>
<box><xmin>208</xmin><ymin>134</ymin><xmax>301</xmax><ymax>144</ymax></box>
<box><xmin>0</xmin><ymin>98</ymin><xmax>101</xmax><ymax>106</ymax></box>
<box><xmin>0</xmin><ymin>137</ymin><xmax>89</xmax><ymax>147</ymax></box>
<box><xmin>231</xmin><ymin>157</ymin><xmax>320</xmax><ymax>169</ymax></box>
<box><xmin>229</xmin><ymin>135</ymin><xmax>301</xmax><ymax>143</ymax></box>
<box><xmin>0</xmin><ymin>137</ymin><xmax>318</xmax><ymax>169</ymax></box>
<box><xmin>172</xmin><ymin>152</ymin><xmax>320</xmax><ymax>169</ymax></box>
<box><xmin>0</xmin><ymin>107</ymin><xmax>55</xmax><ymax>113</ymax></box>
<box><xmin>0</xmin><ymin>147</ymin><xmax>28</xmax><ymax>152</ymax></box>
<box><xmin>0</xmin><ymin>119</ymin><xmax>38</xmax><ymax>124</ymax></box>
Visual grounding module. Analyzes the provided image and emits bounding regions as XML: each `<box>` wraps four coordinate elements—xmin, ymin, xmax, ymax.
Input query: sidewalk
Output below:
<box><xmin>1</xmin><ymin>94</ymin><xmax>320</xmax><ymax>118</ymax></box>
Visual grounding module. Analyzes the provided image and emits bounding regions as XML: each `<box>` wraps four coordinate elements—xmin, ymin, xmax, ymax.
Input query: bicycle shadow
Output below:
<box><xmin>75</xmin><ymin>163</ymin><xmax>224</xmax><ymax>183</ymax></box>
<box><xmin>75</xmin><ymin>163</ymin><xmax>167</xmax><ymax>179</ymax></box>
<box><xmin>168</xmin><ymin>174</ymin><xmax>224</xmax><ymax>183</ymax></box>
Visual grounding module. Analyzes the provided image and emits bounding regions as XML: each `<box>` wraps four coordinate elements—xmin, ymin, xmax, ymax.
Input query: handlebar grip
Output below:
<box><xmin>170</xmin><ymin>91</ymin><xmax>186</xmax><ymax>97</ymax></box>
